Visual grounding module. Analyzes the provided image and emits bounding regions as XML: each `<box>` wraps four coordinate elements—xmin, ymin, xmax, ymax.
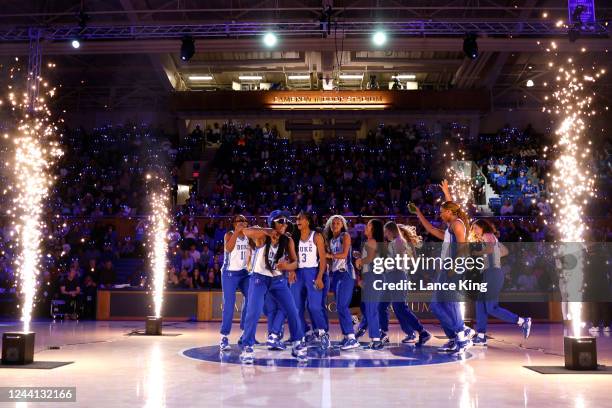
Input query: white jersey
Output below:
<box><xmin>361</xmin><ymin>244</ymin><xmax>372</xmax><ymax>274</ymax></box>
<box><xmin>483</xmin><ymin>234</ymin><xmax>502</xmax><ymax>269</ymax></box>
<box><xmin>330</xmin><ymin>232</ymin><xmax>355</xmax><ymax>278</ymax></box>
<box><xmin>223</xmin><ymin>234</ymin><xmax>250</xmax><ymax>271</ymax></box>
<box><xmin>388</xmin><ymin>236</ymin><xmax>410</xmax><ymax>273</ymax></box>
<box><xmin>441</xmin><ymin>218</ymin><xmax>466</xmax><ymax>259</ymax></box>
<box><xmin>251</xmin><ymin>242</ymin><xmax>283</xmax><ymax>277</ymax></box>
<box><xmin>298</xmin><ymin>231</ymin><xmax>318</xmax><ymax>268</ymax></box>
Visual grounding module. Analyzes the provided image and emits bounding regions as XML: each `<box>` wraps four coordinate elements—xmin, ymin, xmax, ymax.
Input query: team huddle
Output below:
<box><xmin>219</xmin><ymin>182</ymin><xmax>532</xmax><ymax>364</ymax></box>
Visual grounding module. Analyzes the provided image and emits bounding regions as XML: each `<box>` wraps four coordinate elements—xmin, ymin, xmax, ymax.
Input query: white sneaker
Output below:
<box><xmin>464</xmin><ymin>326</ymin><xmax>476</xmax><ymax>341</ymax></box>
<box><xmin>240</xmin><ymin>346</ymin><xmax>254</xmax><ymax>364</ymax></box>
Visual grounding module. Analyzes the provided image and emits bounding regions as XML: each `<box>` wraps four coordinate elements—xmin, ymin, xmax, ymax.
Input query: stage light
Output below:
<box><xmin>463</xmin><ymin>33</ymin><xmax>478</xmax><ymax>60</ymax></box>
<box><xmin>77</xmin><ymin>9</ymin><xmax>90</xmax><ymax>30</ymax></box>
<box><xmin>263</xmin><ymin>32</ymin><xmax>277</xmax><ymax>47</ymax></box>
<box><xmin>180</xmin><ymin>37</ymin><xmax>195</xmax><ymax>61</ymax></box>
<box><xmin>239</xmin><ymin>75</ymin><xmax>263</xmax><ymax>81</ymax></box>
<box><xmin>392</xmin><ymin>74</ymin><xmax>416</xmax><ymax>80</ymax></box>
<box><xmin>339</xmin><ymin>73</ymin><xmax>363</xmax><ymax>80</ymax></box>
<box><xmin>526</xmin><ymin>79</ymin><xmax>534</xmax><ymax>87</ymax></box>
<box><xmin>568</xmin><ymin>28</ymin><xmax>580</xmax><ymax>43</ymax></box>
<box><xmin>71</xmin><ymin>39</ymin><xmax>81</xmax><ymax>49</ymax></box>
<box><xmin>372</xmin><ymin>31</ymin><xmax>387</xmax><ymax>46</ymax></box>
<box><xmin>188</xmin><ymin>75</ymin><xmax>213</xmax><ymax>81</ymax></box>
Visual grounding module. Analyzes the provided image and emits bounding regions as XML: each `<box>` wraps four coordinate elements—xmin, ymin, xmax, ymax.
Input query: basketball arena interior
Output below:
<box><xmin>0</xmin><ymin>1</ymin><xmax>611</xmax><ymax>407</ymax></box>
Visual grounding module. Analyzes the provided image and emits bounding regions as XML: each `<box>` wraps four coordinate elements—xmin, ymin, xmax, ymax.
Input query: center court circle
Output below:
<box><xmin>181</xmin><ymin>343</ymin><xmax>472</xmax><ymax>368</ymax></box>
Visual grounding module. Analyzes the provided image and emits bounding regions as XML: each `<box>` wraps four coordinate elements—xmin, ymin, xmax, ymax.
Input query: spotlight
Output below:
<box><xmin>263</xmin><ymin>32</ymin><xmax>277</xmax><ymax>47</ymax></box>
<box><xmin>180</xmin><ymin>36</ymin><xmax>195</xmax><ymax>61</ymax></box>
<box><xmin>71</xmin><ymin>39</ymin><xmax>81</xmax><ymax>49</ymax></box>
<box><xmin>569</xmin><ymin>5</ymin><xmax>585</xmax><ymax>43</ymax></box>
<box><xmin>372</xmin><ymin>31</ymin><xmax>387</xmax><ymax>46</ymax></box>
<box><xmin>463</xmin><ymin>33</ymin><xmax>478</xmax><ymax>60</ymax></box>
<box><xmin>568</xmin><ymin>28</ymin><xmax>581</xmax><ymax>42</ymax></box>
<box><xmin>77</xmin><ymin>9</ymin><xmax>90</xmax><ymax>30</ymax></box>
<box><xmin>526</xmin><ymin>79</ymin><xmax>534</xmax><ymax>87</ymax></box>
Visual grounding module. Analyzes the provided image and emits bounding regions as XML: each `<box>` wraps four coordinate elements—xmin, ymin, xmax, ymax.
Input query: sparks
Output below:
<box><xmin>148</xmin><ymin>176</ymin><xmax>170</xmax><ymax>318</ymax></box>
<box><xmin>2</xmin><ymin>64</ymin><xmax>62</xmax><ymax>332</ymax></box>
<box><xmin>545</xmin><ymin>41</ymin><xmax>601</xmax><ymax>337</ymax></box>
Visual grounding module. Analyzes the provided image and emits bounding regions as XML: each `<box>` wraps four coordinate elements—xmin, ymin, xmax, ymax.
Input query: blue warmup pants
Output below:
<box><xmin>321</xmin><ymin>272</ymin><xmax>330</xmax><ymax>332</ymax></box>
<box><xmin>475</xmin><ymin>267</ymin><xmax>518</xmax><ymax>333</ymax></box>
<box><xmin>264</xmin><ymin>292</ymin><xmax>286</xmax><ymax>336</ymax></box>
<box><xmin>429</xmin><ymin>272</ymin><xmax>464</xmax><ymax>338</ymax></box>
<box><xmin>379</xmin><ymin>301</ymin><xmax>424</xmax><ymax>334</ymax></box>
<box><xmin>358</xmin><ymin>302</ymin><xmax>368</xmax><ymax>331</ymax></box>
<box><xmin>330</xmin><ymin>271</ymin><xmax>355</xmax><ymax>335</ymax></box>
<box><xmin>362</xmin><ymin>273</ymin><xmax>381</xmax><ymax>339</ymax></box>
<box><xmin>290</xmin><ymin>267</ymin><xmax>328</xmax><ymax>333</ymax></box>
<box><xmin>242</xmin><ymin>273</ymin><xmax>304</xmax><ymax>347</ymax></box>
<box><xmin>220</xmin><ymin>269</ymin><xmax>250</xmax><ymax>336</ymax></box>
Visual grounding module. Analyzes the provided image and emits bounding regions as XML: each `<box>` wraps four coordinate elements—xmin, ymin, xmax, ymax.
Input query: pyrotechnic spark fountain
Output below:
<box><xmin>542</xmin><ymin>41</ymin><xmax>600</xmax><ymax>339</ymax></box>
<box><xmin>442</xmin><ymin>142</ymin><xmax>472</xmax><ymax>321</ymax></box>
<box><xmin>146</xmin><ymin>173</ymin><xmax>170</xmax><ymax>326</ymax></box>
<box><xmin>1</xmin><ymin>62</ymin><xmax>61</xmax><ymax>333</ymax></box>
<box><xmin>443</xmin><ymin>147</ymin><xmax>473</xmax><ymax>211</ymax></box>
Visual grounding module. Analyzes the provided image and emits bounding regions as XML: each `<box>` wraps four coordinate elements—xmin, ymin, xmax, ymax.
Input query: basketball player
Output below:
<box><xmin>410</xmin><ymin>200</ymin><xmax>473</xmax><ymax>356</ymax></box>
<box><xmin>354</xmin><ymin>219</ymin><xmax>386</xmax><ymax>350</ymax></box>
<box><xmin>378</xmin><ymin>221</ymin><xmax>432</xmax><ymax>346</ymax></box>
<box><xmin>239</xmin><ymin>211</ymin><xmax>307</xmax><ymax>364</ymax></box>
<box><xmin>470</xmin><ymin>219</ymin><xmax>532</xmax><ymax>345</ymax></box>
<box><xmin>219</xmin><ymin>215</ymin><xmax>251</xmax><ymax>351</ymax></box>
<box><xmin>324</xmin><ymin>215</ymin><xmax>360</xmax><ymax>350</ymax></box>
<box><xmin>291</xmin><ymin>211</ymin><xmax>330</xmax><ymax>349</ymax></box>
<box><xmin>263</xmin><ymin>220</ymin><xmax>299</xmax><ymax>350</ymax></box>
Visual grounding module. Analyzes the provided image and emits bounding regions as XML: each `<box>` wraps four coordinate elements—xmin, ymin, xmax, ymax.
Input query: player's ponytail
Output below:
<box><xmin>441</xmin><ymin>201</ymin><xmax>470</xmax><ymax>229</ymax></box>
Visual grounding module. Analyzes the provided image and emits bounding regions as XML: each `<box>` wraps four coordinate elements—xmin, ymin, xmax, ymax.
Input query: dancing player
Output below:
<box><xmin>264</xmin><ymin>294</ymin><xmax>287</xmax><ymax>350</ymax></box>
<box><xmin>291</xmin><ymin>211</ymin><xmax>330</xmax><ymax>348</ymax></box>
<box><xmin>354</xmin><ymin>219</ymin><xmax>386</xmax><ymax>350</ymax></box>
<box><xmin>219</xmin><ymin>215</ymin><xmax>251</xmax><ymax>351</ymax></box>
<box><xmin>324</xmin><ymin>215</ymin><xmax>360</xmax><ymax>350</ymax></box>
<box><xmin>239</xmin><ymin>211</ymin><xmax>307</xmax><ymax>364</ymax></box>
<box><xmin>378</xmin><ymin>221</ymin><xmax>432</xmax><ymax>346</ymax></box>
<box><xmin>469</xmin><ymin>219</ymin><xmax>532</xmax><ymax>345</ymax></box>
<box><xmin>410</xmin><ymin>200</ymin><xmax>472</xmax><ymax>355</ymax></box>
<box><xmin>263</xmin><ymin>220</ymin><xmax>299</xmax><ymax>350</ymax></box>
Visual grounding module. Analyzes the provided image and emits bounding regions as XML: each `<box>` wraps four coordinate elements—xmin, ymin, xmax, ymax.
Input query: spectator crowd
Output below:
<box><xmin>0</xmin><ymin>120</ymin><xmax>610</xmax><ymax>319</ymax></box>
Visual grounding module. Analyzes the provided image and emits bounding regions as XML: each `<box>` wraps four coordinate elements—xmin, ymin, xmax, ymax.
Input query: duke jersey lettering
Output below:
<box><xmin>223</xmin><ymin>234</ymin><xmax>249</xmax><ymax>271</ymax></box>
<box><xmin>298</xmin><ymin>231</ymin><xmax>318</xmax><ymax>268</ymax></box>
